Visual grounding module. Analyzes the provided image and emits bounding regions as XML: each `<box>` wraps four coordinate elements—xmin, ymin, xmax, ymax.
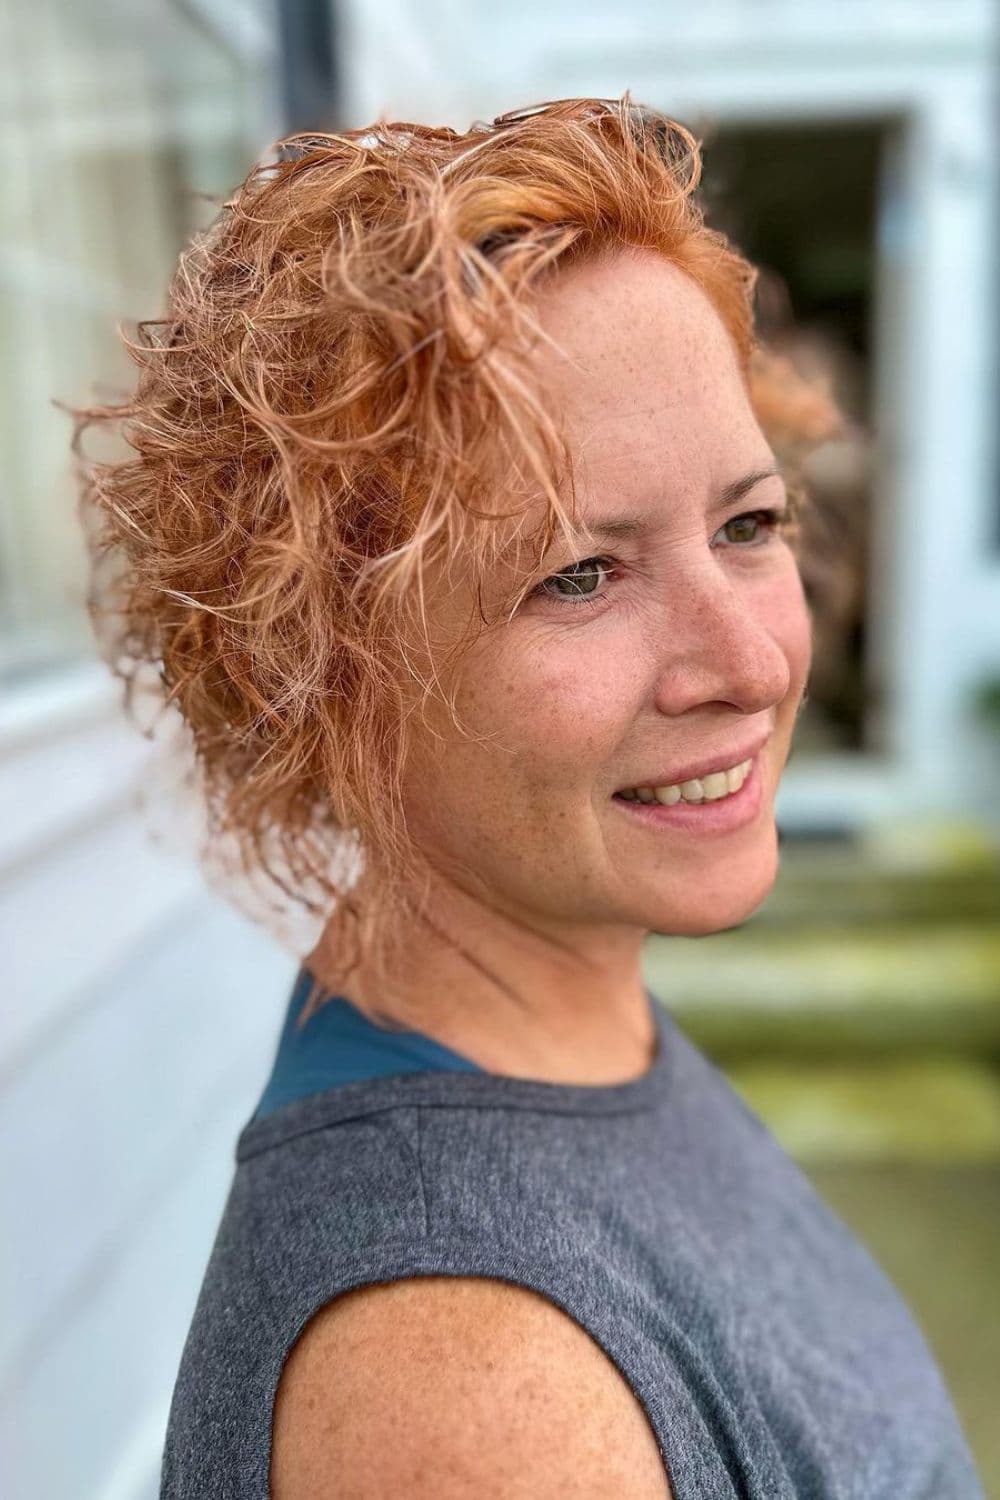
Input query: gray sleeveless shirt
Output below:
<box><xmin>159</xmin><ymin>986</ymin><xmax>985</xmax><ymax>1498</ymax></box>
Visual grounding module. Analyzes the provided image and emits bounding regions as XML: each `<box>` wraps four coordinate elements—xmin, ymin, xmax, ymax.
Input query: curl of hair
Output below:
<box><xmin>65</xmin><ymin>92</ymin><xmax>845</xmax><ymax>1005</ymax></box>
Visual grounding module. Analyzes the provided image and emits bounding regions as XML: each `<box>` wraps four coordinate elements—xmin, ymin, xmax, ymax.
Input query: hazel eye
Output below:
<box><xmin>534</xmin><ymin>557</ymin><xmax>613</xmax><ymax>603</ymax></box>
<box><xmin>528</xmin><ymin>507</ymin><xmax>789</xmax><ymax>611</ymax></box>
<box><xmin>716</xmin><ymin>508</ymin><xmax>786</xmax><ymax>546</ymax></box>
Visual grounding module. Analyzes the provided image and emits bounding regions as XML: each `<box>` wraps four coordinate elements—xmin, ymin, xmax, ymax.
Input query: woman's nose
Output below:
<box><xmin>650</xmin><ymin>579</ymin><xmax>793</xmax><ymax>717</ymax></box>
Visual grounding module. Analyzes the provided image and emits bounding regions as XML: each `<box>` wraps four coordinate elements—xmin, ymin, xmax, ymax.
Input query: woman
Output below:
<box><xmin>72</xmin><ymin>97</ymin><xmax>984</xmax><ymax>1498</ymax></box>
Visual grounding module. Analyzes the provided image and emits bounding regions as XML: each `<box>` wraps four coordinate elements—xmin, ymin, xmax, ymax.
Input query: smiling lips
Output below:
<box><xmin>618</xmin><ymin>756</ymin><xmax>754</xmax><ymax>805</ymax></box>
<box><xmin>616</xmin><ymin>733</ymin><xmax>770</xmax><ymax>804</ymax></box>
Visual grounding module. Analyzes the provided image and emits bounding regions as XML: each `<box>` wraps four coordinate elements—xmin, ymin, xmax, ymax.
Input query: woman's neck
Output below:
<box><xmin>304</xmin><ymin>868</ymin><xmax>657</xmax><ymax>1087</ymax></box>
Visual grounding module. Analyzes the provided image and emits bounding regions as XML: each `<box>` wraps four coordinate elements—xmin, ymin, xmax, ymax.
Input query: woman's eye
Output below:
<box><xmin>530</xmin><ymin>509</ymin><xmax>788</xmax><ymax>607</ymax></box>
<box><xmin>533</xmin><ymin>557</ymin><xmax>614</xmax><ymax>604</ymax></box>
<box><xmin>715</xmin><ymin>508</ymin><xmax>786</xmax><ymax>547</ymax></box>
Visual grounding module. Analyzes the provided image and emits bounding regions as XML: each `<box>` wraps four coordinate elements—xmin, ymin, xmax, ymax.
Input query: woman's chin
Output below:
<box><xmin>644</xmin><ymin>902</ymin><xmax>768</xmax><ymax>939</ymax></box>
<box><xmin>637</xmin><ymin>851</ymin><xmax>779</xmax><ymax>936</ymax></box>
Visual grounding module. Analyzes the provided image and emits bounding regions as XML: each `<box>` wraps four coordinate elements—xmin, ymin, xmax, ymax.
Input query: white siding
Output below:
<box><xmin>1</xmin><ymin>685</ymin><xmax>298</xmax><ymax>1500</ymax></box>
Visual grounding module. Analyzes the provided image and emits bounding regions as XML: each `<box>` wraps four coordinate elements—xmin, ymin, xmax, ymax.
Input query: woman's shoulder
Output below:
<box><xmin>160</xmin><ymin>1056</ymin><xmax>988</xmax><ymax>1499</ymax></box>
<box><xmin>270</xmin><ymin>1272</ymin><xmax>673</xmax><ymax>1498</ymax></box>
<box><xmin>160</xmin><ymin>1111</ymin><xmax>679</xmax><ymax>1498</ymax></box>
<box><xmin>160</xmin><ymin>1097</ymin><xmax>685</xmax><ymax>1497</ymax></box>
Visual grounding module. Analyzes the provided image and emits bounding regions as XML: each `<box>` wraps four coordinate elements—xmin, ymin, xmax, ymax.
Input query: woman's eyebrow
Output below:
<box><xmin>584</xmin><ymin>467</ymin><xmax>783</xmax><ymax>540</ymax></box>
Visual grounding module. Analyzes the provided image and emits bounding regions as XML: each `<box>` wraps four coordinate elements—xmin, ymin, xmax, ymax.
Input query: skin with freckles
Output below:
<box><xmin>306</xmin><ymin>243</ymin><xmax>812</xmax><ymax>1086</ymax></box>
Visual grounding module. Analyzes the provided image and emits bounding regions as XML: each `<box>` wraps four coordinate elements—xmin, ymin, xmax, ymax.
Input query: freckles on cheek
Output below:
<box><xmin>508</xmin><ymin>658</ymin><xmax>627</xmax><ymax>788</ymax></box>
<box><xmin>459</xmin><ymin>624</ymin><xmax>637</xmax><ymax>790</ymax></box>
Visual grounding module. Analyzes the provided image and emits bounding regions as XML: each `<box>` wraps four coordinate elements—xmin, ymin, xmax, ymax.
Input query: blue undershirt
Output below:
<box><xmin>251</xmin><ymin>965</ymin><xmax>484</xmax><ymax>1122</ymax></box>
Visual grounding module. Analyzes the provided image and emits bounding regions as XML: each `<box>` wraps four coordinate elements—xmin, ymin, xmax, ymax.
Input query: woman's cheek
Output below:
<box><xmin>742</xmin><ymin>560</ymin><xmax>810</xmax><ymax>695</ymax></box>
<box><xmin>498</xmin><ymin>651</ymin><xmax>637</xmax><ymax>785</ymax></box>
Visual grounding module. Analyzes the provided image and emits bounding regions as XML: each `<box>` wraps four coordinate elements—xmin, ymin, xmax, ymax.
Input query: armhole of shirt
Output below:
<box><xmin>254</xmin><ymin>1238</ymin><xmax>738</xmax><ymax>1500</ymax></box>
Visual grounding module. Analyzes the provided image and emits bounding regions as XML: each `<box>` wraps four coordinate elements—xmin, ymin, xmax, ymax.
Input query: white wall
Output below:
<box><xmin>0</xmin><ymin>674</ymin><xmax>298</xmax><ymax>1500</ymax></box>
<box><xmin>2</xmin><ymin>3</ymin><xmax>290</xmax><ymax>1489</ymax></box>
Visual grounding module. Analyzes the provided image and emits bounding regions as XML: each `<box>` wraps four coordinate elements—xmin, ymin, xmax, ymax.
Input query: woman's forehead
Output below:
<box><xmin>525</xmin><ymin>255</ymin><xmax>754</xmax><ymax>465</ymax></box>
<box><xmin>530</xmin><ymin>246</ymin><xmax>741</xmax><ymax>377</ymax></box>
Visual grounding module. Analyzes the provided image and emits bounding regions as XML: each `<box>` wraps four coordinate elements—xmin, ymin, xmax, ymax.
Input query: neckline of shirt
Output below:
<box><xmin>236</xmin><ymin>975</ymin><xmax>678</xmax><ymax>1162</ymax></box>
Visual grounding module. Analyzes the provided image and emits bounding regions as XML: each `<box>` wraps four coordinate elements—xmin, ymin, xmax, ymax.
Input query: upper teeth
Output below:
<box><xmin>621</xmin><ymin>758</ymin><xmax>753</xmax><ymax>805</ymax></box>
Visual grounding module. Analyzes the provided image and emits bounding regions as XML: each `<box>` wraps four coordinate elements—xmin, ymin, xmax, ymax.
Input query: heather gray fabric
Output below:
<box><xmin>160</xmin><ymin>990</ymin><xmax>986</xmax><ymax>1498</ymax></box>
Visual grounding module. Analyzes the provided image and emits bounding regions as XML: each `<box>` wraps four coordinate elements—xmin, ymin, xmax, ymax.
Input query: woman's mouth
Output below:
<box><xmin>611</xmin><ymin>750</ymin><xmax>765</xmax><ymax>834</ymax></box>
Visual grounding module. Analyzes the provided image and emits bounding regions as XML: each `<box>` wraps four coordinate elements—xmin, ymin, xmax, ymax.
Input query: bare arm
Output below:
<box><xmin>270</xmin><ymin>1274</ymin><xmax>674</xmax><ymax>1499</ymax></box>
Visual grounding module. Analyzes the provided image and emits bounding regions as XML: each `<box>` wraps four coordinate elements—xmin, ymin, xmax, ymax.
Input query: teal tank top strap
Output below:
<box><xmin>251</xmin><ymin>965</ymin><xmax>484</xmax><ymax>1122</ymax></box>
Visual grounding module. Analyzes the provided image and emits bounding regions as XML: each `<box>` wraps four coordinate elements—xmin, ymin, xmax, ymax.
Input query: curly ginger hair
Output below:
<box><xmin>67</xmin><ymin>93</ymin><xmax>844</xmax><ymax>1003</ymax></box>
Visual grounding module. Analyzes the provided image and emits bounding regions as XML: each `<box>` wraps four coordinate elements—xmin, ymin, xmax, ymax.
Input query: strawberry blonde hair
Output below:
<box><xmin>68</xmin><ymin>94</ymin><xmax>843</xmax><ymax>1008</ymax></box>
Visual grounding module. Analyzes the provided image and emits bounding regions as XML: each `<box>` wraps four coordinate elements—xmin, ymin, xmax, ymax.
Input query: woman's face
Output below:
<box><xmin>400</xmin><ymin>245</ymin><xmax>812</xmax><ymax>940</ymax></box>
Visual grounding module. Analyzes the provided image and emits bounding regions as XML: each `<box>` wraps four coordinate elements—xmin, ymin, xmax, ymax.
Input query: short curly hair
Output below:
<box><xmin>67</xmin><ymin>92</ymin><xmax>844</xmax><ymax>995</ymax></box>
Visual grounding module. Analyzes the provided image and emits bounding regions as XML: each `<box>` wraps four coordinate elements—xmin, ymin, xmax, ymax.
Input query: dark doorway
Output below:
<box><xmin>699</xmin><ymin>119</ymin><xmax>886</xmax><ymax>754</ymax></box>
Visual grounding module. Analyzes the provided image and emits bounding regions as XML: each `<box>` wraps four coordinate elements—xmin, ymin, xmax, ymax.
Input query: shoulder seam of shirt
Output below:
<box><xmin>417</xmin><ymin>1104</ymin><xmax>430</xmax><ymax>1237</ymax></box>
